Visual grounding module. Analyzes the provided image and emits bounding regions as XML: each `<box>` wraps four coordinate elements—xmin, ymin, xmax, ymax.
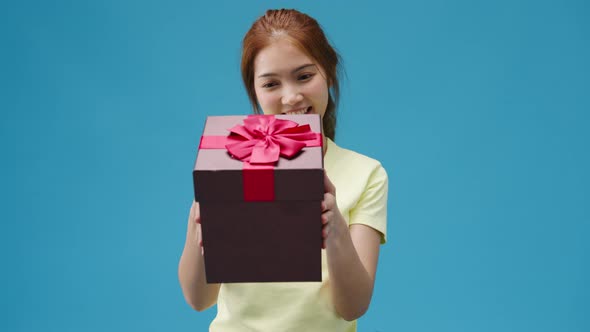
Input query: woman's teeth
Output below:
<box><xmin>290</xmin><ymin>109</ymin><xmax>306</xmax><ymax>115</ymax></box>
<box><xmin>285</xmin><ymin>107</ymin><xmax>312</xmax><ymax>115</ymax></box>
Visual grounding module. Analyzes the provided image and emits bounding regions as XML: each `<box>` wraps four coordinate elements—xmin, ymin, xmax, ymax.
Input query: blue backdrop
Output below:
<box><xmin>2</xmin><ymin>0</ymin><xmax>588</xmax><ymax>331</ymax></box>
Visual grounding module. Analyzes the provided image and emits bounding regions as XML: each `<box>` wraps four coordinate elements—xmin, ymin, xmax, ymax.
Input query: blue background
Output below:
<box><xmin>2</xmin><ymin>0</ymin><xmax>588</xmax><ymax>331</ymax></box>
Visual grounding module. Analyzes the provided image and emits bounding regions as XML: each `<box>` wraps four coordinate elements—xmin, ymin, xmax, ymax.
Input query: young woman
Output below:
<box><xmin>179</xmin><ymin>9</ymin><xmax>388</xmax><ymax>331</ymax></box>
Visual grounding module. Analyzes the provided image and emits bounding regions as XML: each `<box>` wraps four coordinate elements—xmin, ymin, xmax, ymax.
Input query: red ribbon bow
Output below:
<box><xmin>225</xmin><ymin>115</ymin><xmax>320</xmax><ymax>164</ymax></box>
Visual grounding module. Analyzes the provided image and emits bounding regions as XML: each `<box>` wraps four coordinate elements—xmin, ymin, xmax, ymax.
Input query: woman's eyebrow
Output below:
<box><xmin>257</xmin><ymin>63</ymin><xmax>316</xmax><ymax>78</ymax></box>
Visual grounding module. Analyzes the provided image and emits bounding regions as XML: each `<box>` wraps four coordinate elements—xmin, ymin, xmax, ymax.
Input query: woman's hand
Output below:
<box><xmin>190</xmin><ymin>201</ymin><xmax>205</xmax><ymax>256</ymax></box>
<box><xmin>320</xmin><ymin>171</ymin><xmax>382</xmax><ymax>320</ymax></box>
<box><xmin>179</xmin><ymin>201</ymin><xmax>220</xmax><ymax>311</ymax></box>
<box><xmin>321</xmin><ymin>172</ymin><xmax>348</xmax><ymax>249</ymax></box>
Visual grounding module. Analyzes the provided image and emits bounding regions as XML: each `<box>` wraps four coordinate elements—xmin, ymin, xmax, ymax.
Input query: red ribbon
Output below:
<box><xmin>199</xmin><ymin>115</ymin><xmax>322</xmax><ymax>201</ymax></box>
<box><xmin>225</xmin><ymin>115</ymin><xmax>321</xmax><ymax>164</ymax></box>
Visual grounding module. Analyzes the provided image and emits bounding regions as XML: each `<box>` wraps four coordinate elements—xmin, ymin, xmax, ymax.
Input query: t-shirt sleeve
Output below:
<box><xmin>348</xmin><ymin>164</ymin><xmax>389</xmax><ymax>244</ymax></box>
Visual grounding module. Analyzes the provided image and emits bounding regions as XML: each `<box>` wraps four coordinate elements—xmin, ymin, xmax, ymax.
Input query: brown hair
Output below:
<box><xmin>241</xmin><ymin>9</ymin><xmax>342</xmax><ymax>140</ymax></box>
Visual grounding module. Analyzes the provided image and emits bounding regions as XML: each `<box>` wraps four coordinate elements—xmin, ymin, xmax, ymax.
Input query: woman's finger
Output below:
<box><xmin>322</xmin><ymin>210</ymin><xmax>333</xmax><ymax>224</ymax></box>
<box><xmin>193</xmin><ymin>201</ymin><xmax>201</xmax><ymax>224</ymax></box>
<box><xmin>322</xmin><ymin>193</ymin><xmax>335</xmax><ymax>211</ymax></box>
<box><xmin>322</xmin><ymin>224</ymin><xmax>330</xmax><ymax>238</ymax></box>
<box><xmin>321</xmin><ymin>197</ymin><xmax>330</xmax><ymax>212</ymax></box>
<box><xmin>321</xmin><ymin>223</ymin><xmax>330</xmax><ymax>249</ymax></box>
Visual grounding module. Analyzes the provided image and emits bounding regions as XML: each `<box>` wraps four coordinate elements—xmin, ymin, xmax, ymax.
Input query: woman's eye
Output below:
<box><xmin>298</xmin><ymin>73</ymin><xmax>314</xmax><ymax>81</ymax></box>
<box><xmin>262</xmin><ymin>82</ymin><xmax>279</xmax><ymax>88</ymax></box>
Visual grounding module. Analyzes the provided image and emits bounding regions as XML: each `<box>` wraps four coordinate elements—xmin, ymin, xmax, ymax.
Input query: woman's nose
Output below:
<box><xmin>282</xmin><ymin>88</ymin><xmax>304</xmax><ymax>106</ymax></box>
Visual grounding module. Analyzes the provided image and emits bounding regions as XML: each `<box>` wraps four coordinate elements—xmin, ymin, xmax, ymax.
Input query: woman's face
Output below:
<box><xmin>253</xmin><ymin>38</ymin><xmax>329</xmax><ymax>119</ymax></box>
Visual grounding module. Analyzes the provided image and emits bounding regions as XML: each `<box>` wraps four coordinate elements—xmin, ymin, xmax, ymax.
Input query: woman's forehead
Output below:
<box><xmin>254</xmin><ymin>39</ymin><xmax>316</xmax><ymax>76</ymax></box>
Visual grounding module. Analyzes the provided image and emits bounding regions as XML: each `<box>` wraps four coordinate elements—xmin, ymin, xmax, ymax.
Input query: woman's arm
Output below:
<box><xmin>322</xmin><ymin>174</ymin><xmax>383</xmax><ymax>321</ymax></box>
<box><xmin>178</xmin><ymin>201</ymin><xmax>221</xmax><ymax>311</ymax></box>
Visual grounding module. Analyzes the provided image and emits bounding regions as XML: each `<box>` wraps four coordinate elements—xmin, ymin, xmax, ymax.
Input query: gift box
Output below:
<box><xmin>193</xmin><ymin>114</ymin><xmax>324</xmax><ymax>283</ymax></box>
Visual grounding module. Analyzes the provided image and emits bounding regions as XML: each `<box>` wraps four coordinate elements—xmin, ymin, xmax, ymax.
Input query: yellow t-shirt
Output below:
<box><xmin>209</xmin><ymin>138</ymin><xmax>389</xmax><ymax>332</ymax></box>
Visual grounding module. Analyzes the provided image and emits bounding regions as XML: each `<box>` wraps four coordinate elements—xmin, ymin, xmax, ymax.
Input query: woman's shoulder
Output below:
<box><xmin>326</xmin><ymin>138</ymin><xmax>386</xmax><ymax>174</ymax></box>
